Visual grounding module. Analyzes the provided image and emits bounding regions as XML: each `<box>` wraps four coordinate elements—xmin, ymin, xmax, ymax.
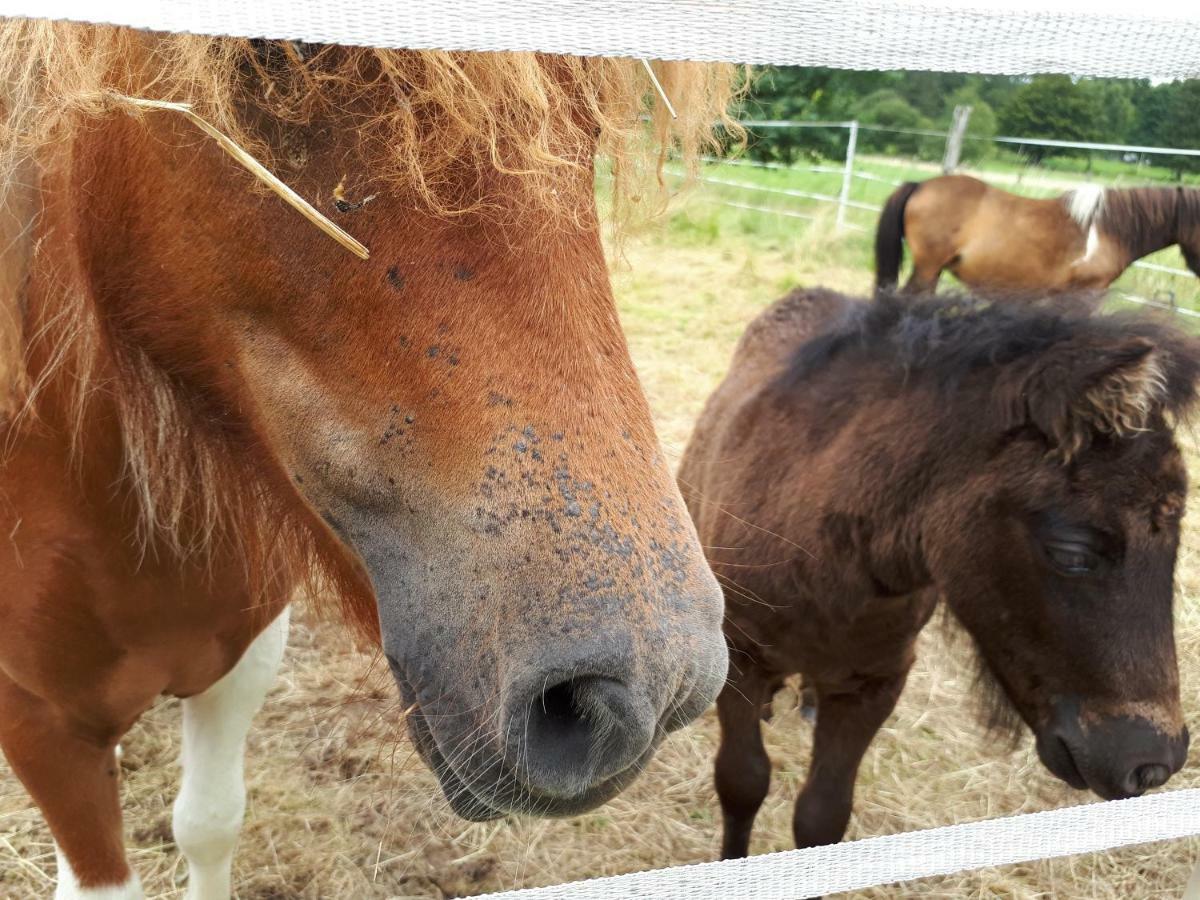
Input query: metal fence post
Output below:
<box><xmin>836</xmin><ymin>120</ymin><xmax>858</xmax><ymax>231</ymax></box>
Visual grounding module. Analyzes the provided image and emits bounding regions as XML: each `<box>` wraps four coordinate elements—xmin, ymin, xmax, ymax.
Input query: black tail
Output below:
<box><xmin>874</xmin><ymin>181</ymin><xmax>920</xmax><ymax>294</ymax></box>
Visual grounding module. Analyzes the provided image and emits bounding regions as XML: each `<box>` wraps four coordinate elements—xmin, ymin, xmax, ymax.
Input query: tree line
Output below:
<box><xmin>740</xmin><ymin>69</ymin><xmax>1200</xmax><ymax>176</ymax></box>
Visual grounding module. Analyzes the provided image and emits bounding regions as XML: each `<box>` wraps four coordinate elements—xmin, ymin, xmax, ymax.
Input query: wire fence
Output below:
<box><xmin>684</xmin><ymin>119</ymin><xmax>1199</xmax><ymax>316</ymax></box>
<box><xmin>3</xmin><ymin>5</ymin><xmax>1199</xmax><ymax>898</ymax></box>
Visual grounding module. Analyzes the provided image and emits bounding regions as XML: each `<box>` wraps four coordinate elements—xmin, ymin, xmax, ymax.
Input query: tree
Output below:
<box><xmin>852</xmin><ymin>90</ymin><xmax>934</xmax><ymax>157</ymax></box>
<box><xmin>1159</xmin><ymin>81</ymin><xmax>1200</xmax><ymax>178</ymax></box>
<box><xmin>1088</xmin><ymin>80</ymin><xmax>1137</xmax><ymax>144</ymax></box>
<box><xmin>997</xmin><ymin>75</ymin><xmax>1106</xmax><ymax>161</ymax></box>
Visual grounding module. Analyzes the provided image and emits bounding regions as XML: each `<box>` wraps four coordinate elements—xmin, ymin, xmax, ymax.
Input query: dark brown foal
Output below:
<box><xmin>680</xmin><ymin>288</ymin><xmax>1199</xmax><ymax>859</ymax></box>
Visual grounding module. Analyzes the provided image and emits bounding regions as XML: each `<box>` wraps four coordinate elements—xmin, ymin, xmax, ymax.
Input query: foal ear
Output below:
<box><xmin>1014</xmin><ymin>337</ymin><xmax>1166</xmax><ymax>461</ymax></box>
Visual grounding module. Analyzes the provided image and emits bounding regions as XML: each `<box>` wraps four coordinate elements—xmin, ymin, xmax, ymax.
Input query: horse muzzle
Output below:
<box><xmin>387</xmin><ymin>623</ymin><xmax>727</xmax><ymax>819</ymax></box>
<box><xmin>1035</xmin><ymin>698</ymin><xmax>1188</xmax><ymax>800</ymax></box>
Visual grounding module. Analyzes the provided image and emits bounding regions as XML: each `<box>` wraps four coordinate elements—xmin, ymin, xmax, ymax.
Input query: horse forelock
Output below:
<box><xmin>0</xmin><ymin>19</ymin><xmax>741</xmax><ymax>227</ymax></box>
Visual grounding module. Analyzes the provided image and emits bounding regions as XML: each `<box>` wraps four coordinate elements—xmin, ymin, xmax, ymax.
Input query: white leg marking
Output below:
<box><xmin>172</xmin><ymin>606</ymin><xmax>290</xmax><ymax>900</ymax></box>
<box><xmin>54</xmin><ymin>845</ymin><xmax>143</xmax><ymax>900</ymax></box>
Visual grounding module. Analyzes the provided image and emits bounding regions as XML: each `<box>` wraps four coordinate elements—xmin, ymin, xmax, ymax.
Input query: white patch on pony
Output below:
<box><xmin>1067</xmin><ymin>183</ymin><xmax>1106</xmax><ymax>228</ymax></box>
<box><xmin>172</xmin><ymin>606</ymin><xmax>290</xmax><ymax>900</ymax></box>
<box><xmin>54</xmin><ymin>846</ymin><xmax>144</xmax><ymax>899</ymax></box>
<box><xmin>1077</xmin><ymin>223</ymin><xmax>1102</xmax><ymax>265</ymax></box>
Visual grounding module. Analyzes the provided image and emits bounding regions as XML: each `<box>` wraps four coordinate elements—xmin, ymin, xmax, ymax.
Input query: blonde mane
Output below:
<box><xmin>0</xmin><ymin>21</ymin><xmax>741</xmax><ymax>632</ymax></box>
<box><xmin>0</xmin><ymin>21</ymin><xmax>740</xmax><ymax>220</ymax></box>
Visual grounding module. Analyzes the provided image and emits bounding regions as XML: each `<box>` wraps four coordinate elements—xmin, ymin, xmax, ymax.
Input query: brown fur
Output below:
<box><xmin>1</xmin><ymin>23</ymin><xmax>734</xmax><ymax>889</ymax></box>
<box><xmin>874</xmin><ymin>175</ymin><xmax>1200</xmax><ymax>296</ymax></box>
<box><xmin>679</xmin><ymin>288</ymin><xmax>1200</xmax><ymax>860</ymax></box>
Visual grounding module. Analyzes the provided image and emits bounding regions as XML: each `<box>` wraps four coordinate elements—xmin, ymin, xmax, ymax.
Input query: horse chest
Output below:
<box><xmin>0</xmin><ymin>449</ymin><xmax>281</xmax><ymax>719</ymax></box>
<box><xmin>729</xmin><ymin>571</ymin><xmax>933</xmax><ymax>684</ymax></box>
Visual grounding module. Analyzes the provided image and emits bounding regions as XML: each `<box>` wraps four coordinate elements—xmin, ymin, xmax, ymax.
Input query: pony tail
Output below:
<box><xmin>874</xmin><ymin>181</ymin><xmax>920</xmax><ymax>295</ymax></box>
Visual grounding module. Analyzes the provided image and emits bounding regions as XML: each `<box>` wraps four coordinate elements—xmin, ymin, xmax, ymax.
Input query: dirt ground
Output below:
<box><xmin>3</xmin><ymin>220</ymin><xmax>1199</xmax><ymax>898</ymax></box>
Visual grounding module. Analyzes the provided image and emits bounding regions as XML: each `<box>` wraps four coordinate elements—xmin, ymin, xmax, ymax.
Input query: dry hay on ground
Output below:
<box><xmin>3</xmin><ymin>231</ymin><xmax>1199</xmax><ymax>898</ymax></box>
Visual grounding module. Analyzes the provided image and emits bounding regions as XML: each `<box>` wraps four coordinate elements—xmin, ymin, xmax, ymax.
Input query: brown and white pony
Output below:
<box><xmin>0</xmin><ymin>23</ymin><xmax>738</xmax><ymax>898</ymax></box>
<box><xmin>875</xmin><ymin>174</ymin><xmax>1200</xmax><ymax>295</ymax></box>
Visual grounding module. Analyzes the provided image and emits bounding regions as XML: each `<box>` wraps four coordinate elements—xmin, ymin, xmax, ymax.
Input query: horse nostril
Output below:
<box><xmin>519</xmin><ymin>676</ymin><xmax>654</xmax><ymax>799</ymax></box>
<box><xmin>1126</xmin><ymin>763</ymin><xmax>1171</xmax><ymax>795</ymax></box>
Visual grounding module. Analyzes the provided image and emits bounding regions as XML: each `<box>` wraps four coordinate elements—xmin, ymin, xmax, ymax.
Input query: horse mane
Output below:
<box><xmin>1063</xmin><ymin>183</ymin><xmax>1105</xmax><ymax>228</ymax></box>
<box><xmin>1096</xmin><ymin>187</ymin><xmax>1200</xmax><ymax>259</ymax></box>
<box><xmin>779</xmin><ymin>293</ymin><xmax>1200</xmax><ymax>424</ymax></box>
<box><xmin>0</xmin><ymin>21</ymin><xmax>741</xmax><ymax>637</ymax></box>
<box><xmin>0</xmin><ymin>21</ymin><xmax>740</xmax><ymax>222</ymax></box>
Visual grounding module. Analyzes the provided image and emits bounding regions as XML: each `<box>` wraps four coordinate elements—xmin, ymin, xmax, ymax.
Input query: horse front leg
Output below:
<box><xmin>0</xmin><ymin>677</ymin><xmax>142</xmax><ymax>899</ymax></box>
<box><xmin>792</xmin><ymin>670</ymin><xmax>908</xmax><ymax>850</ymax></box>
<box><xmin>714</xmin><ymin>663</ymin><xmax>774</xmax><ymax>860</ymax></box>
<box><xmin>173</xmin><ymin>605</ymin><xmax>290</xmax><ymax>900</ymax></box>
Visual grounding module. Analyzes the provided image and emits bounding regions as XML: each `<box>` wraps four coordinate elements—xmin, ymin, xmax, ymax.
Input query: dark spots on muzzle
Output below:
<box><xmin>379</xmin><ymin>406</ymin><xmax>417</xmax><ymax>449</ymax></box>
<box><xmin>385</xmin><ymin>266</ymin><xmax>405</xmax><ymax>291</ymax></box>
<box><xmin>364</xmin><ymin>421</ymin><xmax>727</xmax><ymax>820</ymax></box>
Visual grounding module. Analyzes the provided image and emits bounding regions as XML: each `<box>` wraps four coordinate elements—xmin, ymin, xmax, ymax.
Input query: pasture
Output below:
<box><xmin>3</xmin><ymin>189</ymin><xmax>1200</xmax><ymax>898</ymax></box>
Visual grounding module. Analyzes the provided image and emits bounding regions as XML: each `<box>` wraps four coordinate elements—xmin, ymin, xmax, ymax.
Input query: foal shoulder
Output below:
<box><xmin>732</xmin><ymin>287</ymin><xmax>852</xmax><ymax>374</ymax></box>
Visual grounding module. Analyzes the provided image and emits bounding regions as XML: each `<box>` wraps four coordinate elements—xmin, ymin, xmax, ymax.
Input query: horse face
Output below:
<box><xmin>933</xmin><ymin>340</ymin><xmax>1190</xmax><ymax>800</ymax></box>
<box><xmin>80</xmin><ymin>112</ymin><xmax>727</xmax><ymax>818</ymax></box>
<box><xmin>259</xmin><ymin>209</ymin><xmax>729</xmax><ymax>818</ymax></box>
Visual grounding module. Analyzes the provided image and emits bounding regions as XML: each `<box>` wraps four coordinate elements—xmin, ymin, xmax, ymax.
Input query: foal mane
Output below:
<box><xmin>781</xmin><ymin>294</ymin><xmax>1200</xmax><ymax>423</ymax></box>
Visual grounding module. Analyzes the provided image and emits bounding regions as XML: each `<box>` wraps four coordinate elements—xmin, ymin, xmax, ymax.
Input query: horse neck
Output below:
<box><xmin>1180</xmin><ymin>189</ymin><xmax>1200</xmax><ymax>275</ymax></box>
<box><xmin>1107</xmin><ymin>188</ymin><xmax>1182</xmax><ymax>263</ymax></box>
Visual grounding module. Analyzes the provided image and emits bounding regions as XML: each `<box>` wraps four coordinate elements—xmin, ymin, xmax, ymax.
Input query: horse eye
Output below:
<box><xmin>1045</xmin><ymin>542</ymin><xmax>1100</xmax><ymax>575</ymax></box>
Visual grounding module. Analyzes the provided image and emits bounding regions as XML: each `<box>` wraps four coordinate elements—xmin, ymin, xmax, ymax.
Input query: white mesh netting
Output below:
<box><xmin>2</xmin><ymin>1</ymin><xmax>1198</xmax><ymax>896</ymax></box>
<box><xmin>0</xmin><ymin>0</ymin><xmax>1198</xmax><ymax>79</ymax></box>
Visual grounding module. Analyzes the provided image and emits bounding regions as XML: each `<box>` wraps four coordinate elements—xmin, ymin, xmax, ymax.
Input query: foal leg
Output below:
<box><xmin>173</xmin><ymin>606</ymin><xmax>290</xmax><ymax>900</ymax></box>
<box><xmin>0</xmin><ymin>679</ymin><xmax>141</xmax><ymax>898</ymax></box>
<box><xmin>792</xmin><ymin>672</ymin><xmax>908</xmax><ymax>850</ymax></box>
<box><xmin>714</xmin><ymin>666</ymin><xmax>774</xmax><ymax>859</ymax></box>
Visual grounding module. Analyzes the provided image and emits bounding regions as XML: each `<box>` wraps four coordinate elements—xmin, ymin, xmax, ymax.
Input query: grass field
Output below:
<box><xmin>2</xmin><ymin>189</ymin><xmax>1200</xmax><ymax>898</ymax></box>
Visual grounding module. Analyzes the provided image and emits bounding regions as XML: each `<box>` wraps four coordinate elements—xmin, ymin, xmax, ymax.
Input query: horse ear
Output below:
<box><xmin>1014</xmin><ymin>337</ymin><xmax>1166</xmax><ymax>461</ymax></box>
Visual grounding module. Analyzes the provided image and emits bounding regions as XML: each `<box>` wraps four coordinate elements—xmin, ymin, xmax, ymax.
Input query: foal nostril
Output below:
<box><xmin>520</xmin><ymin>676</ymin><xmax>654</xmax><ymax>798</ymax></box>
<box><xmin>1125</xmin><ymin>763</ymin><xmax>1171</xmax><ymax>795</ymax></box>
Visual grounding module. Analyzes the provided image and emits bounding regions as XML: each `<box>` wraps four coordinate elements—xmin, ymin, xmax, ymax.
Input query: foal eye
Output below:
<box><xmin>1045</xmin><ymin>542</ymin><xmax>1100</xmax><ymax>575</ymax></box>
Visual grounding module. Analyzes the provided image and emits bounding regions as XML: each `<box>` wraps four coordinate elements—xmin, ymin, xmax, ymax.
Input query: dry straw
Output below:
<box><xmin>110</xmin><ymin>93</ymin><xmax>370</xmax><ymax>259</ymax></box>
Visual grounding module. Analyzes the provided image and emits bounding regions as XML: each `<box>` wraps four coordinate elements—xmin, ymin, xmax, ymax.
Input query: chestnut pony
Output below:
<box><xmin>875</xmin><ymin>174</ymin><xmax>1200</xmax><ymax>295</ymax></box>
<box><xmin>681</xmin><ymin>288</ymin><xmax>1198</xmax><ymax>860</ymax></box>
<box><xmin>0</xmin><ymin>23</ymin><xmax>737</xmax><ymax>898</ymax></box>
